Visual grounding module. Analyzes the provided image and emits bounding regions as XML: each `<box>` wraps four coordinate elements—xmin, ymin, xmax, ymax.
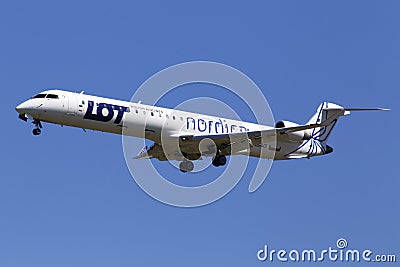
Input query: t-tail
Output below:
<box><xmin>307</xmin><ymin>102</ymin><xmax>389</xmax><ymax>150</ymax></box>
<box><xmin>306</xmin><ymin>102</ymin><xmax>348</xmax><ymax>146</ymax></box>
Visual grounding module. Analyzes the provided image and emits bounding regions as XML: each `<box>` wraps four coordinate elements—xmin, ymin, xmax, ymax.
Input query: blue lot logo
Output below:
<box><xmin>84</xmin><ymin>100</ymin><xmax>128</xmax><ymax>124</ymax></box>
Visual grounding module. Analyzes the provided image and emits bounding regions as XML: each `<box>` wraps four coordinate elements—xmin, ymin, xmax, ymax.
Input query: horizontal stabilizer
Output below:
<box><xmin>344</xmin><ymin>108</ymin><xmax>390</xmax><ymax>111</ymax></box>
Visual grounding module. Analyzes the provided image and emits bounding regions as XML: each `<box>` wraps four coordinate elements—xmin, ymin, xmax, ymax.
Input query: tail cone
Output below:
<box><xmin>325</xmin><ymin>145</ymin><xmax>333</xmax><ymax>154</ymax></box>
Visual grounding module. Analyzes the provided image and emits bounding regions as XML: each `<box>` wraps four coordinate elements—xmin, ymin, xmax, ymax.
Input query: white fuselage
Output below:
<box><xmin>16</xmin><ymin>89</ymin><xmax>327</xmax><ymax>160</ymax></box>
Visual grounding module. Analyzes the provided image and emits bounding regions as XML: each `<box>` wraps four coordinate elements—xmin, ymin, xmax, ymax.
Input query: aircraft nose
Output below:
<box><xmin>15</xmin><ymin>101</ymin><xmax>29</xmax><ymax>114</ymax></box>
<box><xmin>15</xmin><ymin>103</ymin><xmax>23</xmax><ymax>113</ymax></box>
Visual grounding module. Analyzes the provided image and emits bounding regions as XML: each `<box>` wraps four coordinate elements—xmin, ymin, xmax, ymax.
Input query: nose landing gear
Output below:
<box><xmin>32</xmin><ymin>128</ymin><xmax>41</xmax><ymax>135</ymax></box>
<box><xmin>32</xmin><ymin>120</ymin><xmax>42</xmax><ymax>136</ymax></box>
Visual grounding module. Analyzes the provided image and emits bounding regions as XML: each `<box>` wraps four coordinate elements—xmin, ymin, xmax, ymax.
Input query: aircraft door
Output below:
<box><xmin>67</xmin><ymin>93</ymin><xmax>78</xmax><ymax>116</ymax></box>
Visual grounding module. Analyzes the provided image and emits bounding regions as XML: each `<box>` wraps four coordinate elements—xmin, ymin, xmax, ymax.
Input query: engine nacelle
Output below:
<box><xmin>275</xmin><ymin>120</ymin><xmax>312</xmax><ymax>141</ymax></box>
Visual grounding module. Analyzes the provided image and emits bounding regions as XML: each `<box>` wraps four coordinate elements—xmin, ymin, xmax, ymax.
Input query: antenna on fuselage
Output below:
<box><xmin>80</xmin><ymin>91</ymin><xmax>85</xmax><ymax>94</ymax></box>
<box><xmin>138</xmin><ymin>100</ymin><xmax>142</xmax><ymax>104</ymax></box>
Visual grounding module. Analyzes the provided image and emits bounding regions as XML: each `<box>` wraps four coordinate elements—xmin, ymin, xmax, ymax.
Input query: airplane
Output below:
<box><xmin>15</xmin><ymin>89</ymin><xmax>388</xmax><ymax>172</ymax></box>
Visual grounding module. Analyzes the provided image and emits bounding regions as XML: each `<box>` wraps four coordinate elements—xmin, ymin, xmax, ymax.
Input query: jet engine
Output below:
<box><xmin>275</xmin><ymin>120</ymin><xmax>312</xmax><ymax>141</ymax></box>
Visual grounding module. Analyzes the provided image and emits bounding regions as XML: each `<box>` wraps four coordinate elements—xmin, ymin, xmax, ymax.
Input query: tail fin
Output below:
<box><xmin>307</xmin><ymin>102</ymin><xmax>389</xmax><ymax>145</ymax></box>
<box><xmin>306</xmin><ymin>102</ymin><xmax>349</xmax><ymax>144</ymax></box>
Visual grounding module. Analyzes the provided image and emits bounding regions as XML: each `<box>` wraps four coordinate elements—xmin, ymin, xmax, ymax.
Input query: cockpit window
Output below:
<box><xmin>33</xmin><ymin>94</ymin><xmax>46</xmax><ymax>98</ymax></box>
<box><xmin>46</xmin><ymin>94</ymin><xmax>59</xmax><ymax>99</ymax></box>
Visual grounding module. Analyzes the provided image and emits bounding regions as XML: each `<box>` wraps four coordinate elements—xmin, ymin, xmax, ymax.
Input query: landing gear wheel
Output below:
<box><xmin>218</xmin><ymin>155</ymin><xmax>227</xmax><ymax>166</ymax></box>
<box><xmin>212</xmin><ymin>157</ymin><xmax>220</xmax><ymax>167</ymax></box>
<box><xmin>212</xmin><ymin>155</ymin><xmax>227</xmax><ymax>167</ymax></box>
<box><xmin>32</xmin><ymin>128</ymin><xmax>41</xmax><ymax>136</ymax></box>
<box><xmin>32</xmin><ymin>120</ymin><xmax>42</xmax><ymax>136</ymax></box>
<box><xmin>179</xmin><ymin>160</ymin><xmax>194</xmax><ymax>173</ymax></box>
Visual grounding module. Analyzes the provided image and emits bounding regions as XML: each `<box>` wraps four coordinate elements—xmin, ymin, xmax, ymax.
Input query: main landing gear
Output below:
<box><xmin>32</xmin><ymin>120</ymin><xmax>42</xmax><ymax>136</ymax></box>
<box><xmin>179</xmin><ymin>154</ymin><xmax>227</xmax><ymax>173</ymax></box>
<box><xmin>212</xmin><ymin>154</ymin><xmax>227</xmax><ymax>167</ymax></box>
<box><xmin>179</xmin><ymin>160</ymin><xmax>194</xmax><ymax>173</ymax></box>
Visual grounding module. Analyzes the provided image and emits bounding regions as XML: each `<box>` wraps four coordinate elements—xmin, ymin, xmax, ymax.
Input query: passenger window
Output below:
<box><xmin>151</xmin><ymin>112</ymin><xmax>154</xmax><ymax>116</ymax></box>
<box><xmin>180</xmin><ymin>117</ymin><xmax>183</xmax><ymax>121</ymax></box>
<box><xmin>172</xmin><ymin>116</ymin><xmax>176</xmax><ymax>120</ymax></box>
<box><xmin>33</xmin><ymin>94</ymin><xmax>46</xmax><ymax>99</ymax></box>
<box><xmin>135</xmin><ymin>110</ymin><xmax>139</xmax><ymax>114</ymax></box>
<box><xmin>166</xmin><ymin>114</ymin><xmax>169</xmax><ymax>119</ymax></box>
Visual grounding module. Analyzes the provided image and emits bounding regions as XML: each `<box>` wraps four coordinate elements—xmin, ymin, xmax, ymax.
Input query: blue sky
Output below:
<box><xmin>1</xmin><ymin>1</ymin><xmax>398</xmax><ymax>266</ymax></box>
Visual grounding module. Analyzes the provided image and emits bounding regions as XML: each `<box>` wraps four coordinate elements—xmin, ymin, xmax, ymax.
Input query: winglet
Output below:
<box><xmin>134</xmin><ymin>145</ymin><xmax>150</xmax><ymax>159</ymax></box>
